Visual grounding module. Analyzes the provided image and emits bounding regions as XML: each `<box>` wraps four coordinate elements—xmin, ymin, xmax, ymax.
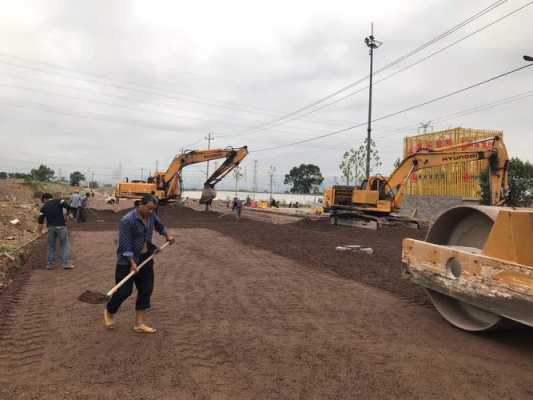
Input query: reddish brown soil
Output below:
<box><xmin>1</xmin><ymin>205</ymin><xmax>533</xmax><ymax>399</ymax></box>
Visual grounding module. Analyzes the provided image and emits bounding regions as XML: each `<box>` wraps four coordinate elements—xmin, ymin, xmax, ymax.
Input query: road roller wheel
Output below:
<box><xmin>424</xmin><ymin>206</ymin><xmax>512</xmax><ymax>332</ymax></box>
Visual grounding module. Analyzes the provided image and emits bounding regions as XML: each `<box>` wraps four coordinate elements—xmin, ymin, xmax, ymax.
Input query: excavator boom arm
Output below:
<box><xmin>163</xmin><ymin>146</ymin><xmax>248</xmax><ymax>199</ymax></box>
<box><xmin>205</xmin><ymin>147</ymin><xmax>249</xmax><ymax>186</ymax></box>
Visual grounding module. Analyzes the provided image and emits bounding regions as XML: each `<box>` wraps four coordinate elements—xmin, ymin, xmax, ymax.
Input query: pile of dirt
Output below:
<box><xmin>0</xmin><ymin>180</ymin><xmax>41</xmax><ymax>287</ymax></box>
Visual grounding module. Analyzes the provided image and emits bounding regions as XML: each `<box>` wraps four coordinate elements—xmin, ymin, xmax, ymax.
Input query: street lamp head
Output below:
<box><xmin>524</xmin><ymin>55</ymin><xmax>533</xmax><ymax>62</ymax></box>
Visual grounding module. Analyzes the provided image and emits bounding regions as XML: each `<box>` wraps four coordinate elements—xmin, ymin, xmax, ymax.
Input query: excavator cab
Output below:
<box><xmin>352</xmin><ymin>176</ymin><xmax>390</xmax><ymax>208</ymax></box>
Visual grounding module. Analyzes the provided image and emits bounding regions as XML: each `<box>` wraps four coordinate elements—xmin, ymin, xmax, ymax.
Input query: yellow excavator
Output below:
<box><xmin>324</xmin><ymin>135</ymin><xmax>509</xmax><ymax>229</ymax></box>
<box><xmin>114</xmin><ymin>146</ymin><xmax>248</xmax><ymax>203</ymax></box>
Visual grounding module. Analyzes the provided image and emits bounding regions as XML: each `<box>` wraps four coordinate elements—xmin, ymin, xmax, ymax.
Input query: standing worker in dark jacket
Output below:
<box><xmin>104</xmin><ymin>194</ymin><xmax>174</xmax><ymax>334</ymax></box>
<box><xmin>38</xmin><ymin>193</ymin><xmax>74</xmax><ymax>270</ymax></box>
<box><xmin>78</xmin><ymin>192</ymin><xmax>90</xmax><ymax>222</ymax></box>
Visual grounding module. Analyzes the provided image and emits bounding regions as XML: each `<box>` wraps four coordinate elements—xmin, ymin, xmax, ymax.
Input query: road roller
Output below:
<box><xmin>403</xmin><ymin>205</ymin><xmax>533</xmax><ymax>331</ymax></box>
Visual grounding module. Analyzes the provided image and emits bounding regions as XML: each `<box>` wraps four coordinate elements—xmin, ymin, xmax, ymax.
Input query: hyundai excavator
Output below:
<box><xmin>114</xmin><ymin>146</ymin><xmax>248</xmax><ymax>203</ymax></box>
<box><xmin>324</xmin><ymin>135</ymin><xmax>508</xmax><ymax>229</ymax></box>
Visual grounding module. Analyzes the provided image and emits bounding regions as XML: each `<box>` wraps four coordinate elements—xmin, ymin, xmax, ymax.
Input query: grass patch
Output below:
<box><xmin>0</xmin><ymin>244</ymin><xmax>16</xmax><ymax>253</ymax></box>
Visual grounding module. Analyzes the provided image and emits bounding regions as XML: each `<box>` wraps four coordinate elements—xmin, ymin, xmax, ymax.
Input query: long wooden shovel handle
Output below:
<box><xmin>7</xmin><ymin>231</ymin><xmax>48</xmax><ymax>255</ymax></box>
<box><xmin>106</xmin><ymin>241</ymin><xmax>170</xmax><ymax>297</ymax></box>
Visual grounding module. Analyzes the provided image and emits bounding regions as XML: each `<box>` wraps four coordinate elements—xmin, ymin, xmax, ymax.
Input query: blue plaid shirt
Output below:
<box><xmin>116</xmin><ymin>209</ymin><xmax>168</xmax><ymax>265</ymax></box>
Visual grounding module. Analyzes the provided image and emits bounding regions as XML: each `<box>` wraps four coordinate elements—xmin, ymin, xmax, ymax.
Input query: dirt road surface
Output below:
<box><xmin>1</xmin><ymin>204</ymin><xmax>532</xmax><ymax>399</ymax></box>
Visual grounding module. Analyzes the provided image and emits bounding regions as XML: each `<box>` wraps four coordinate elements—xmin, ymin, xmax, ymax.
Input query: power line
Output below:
<box><xmin>0</xmin><ymin>97</ymin><xmax>199</xmax><ymax>133</ymax></box>
<box><xmin>0</xmin><ymin>55</ymin><xmax>351</xmax><ymax>128</ymax></box>
<box><xmin>224</xmin><ymin>0</ymin><xmax>532</xmax><ymax>138</ymax></box>
<box><xmin>0</xmin><ymin>76</ymin><xmax>355</xmax><ymax>143</ymax></box>
<box><xmin>373</xmin><ymin>88</ymin><xmax>533</xmax><ymax>144</ymax></box>
<box><xmin>314</xmin><ymin>0</ymin><xmax>533</xmax><ymax>115</ymax></box>
<box><xmin>251</xmin><ymin>63</ymin><xmax>533</xmax><ymax>153</ymax></box>
<box><xmin>0</xmin><ymin>82</ymin><xmax>270</xmax><ymax>130</ymax></box>
<box><xmin>229</xmin><ymin>0</ymin><xmax>509</xmax><ymax>135</ymax></box>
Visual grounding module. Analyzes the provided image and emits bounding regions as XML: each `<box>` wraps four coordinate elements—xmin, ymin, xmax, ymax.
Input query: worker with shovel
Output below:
<box><xmin>39</xmin><ymin>193</ymin><xmax>74</xmax><ymax>270</ymax></box>
<box><xmin>104</xmin><ymin>194</ymin><xmax>174</xmax><ymax>334</ymax></box>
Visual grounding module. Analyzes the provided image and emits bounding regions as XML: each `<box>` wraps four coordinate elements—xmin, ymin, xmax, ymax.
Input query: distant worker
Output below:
<box><xmin>78</xmin><ymin>193</ymin><xmax>90</xmax><ymax>223</ymax></box>
<box><xmin>232</xmin><ymin>197</ymin><xmax>243</xmax><ymax>220</ymax></box>
<box><xmin>104</xmin><ymin>194</ymin><xmax>174</xmax><ymax>334</ymax></box>
<box><xmin>38</xmin><ymin>193</ymin><xmax>74</xmax><ymax>270</ymax></box>
<box><xmin>69</xmin><ymin>190</ymin><xmax>81</xmax><ymax>220</ymax></box>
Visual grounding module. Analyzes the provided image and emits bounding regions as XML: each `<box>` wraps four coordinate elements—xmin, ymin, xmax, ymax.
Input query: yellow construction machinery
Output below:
<box><xmin>402</xmin><ymin>206</ymin><xmax>533</xmax><ymax>332</ymax></box>
<box><xmin>114</xmin><ymin>146</ymin><xmax>248</xmax><ymax>203</ymax></box>
<box><xmin>324</xmin><ymin>135</ymin><xmax>508</xmax><ymax>229</ymax></box>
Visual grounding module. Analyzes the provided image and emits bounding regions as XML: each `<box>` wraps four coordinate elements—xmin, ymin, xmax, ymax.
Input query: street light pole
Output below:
<box><xmin>268</xmin><ymin>166</ymin><xmax>276</xmax><ymax>203</ymax></box>
<box><xmin>364</xmin><ymin>23</ymin><xmax>383</xmax><ymax>180</ymax></box>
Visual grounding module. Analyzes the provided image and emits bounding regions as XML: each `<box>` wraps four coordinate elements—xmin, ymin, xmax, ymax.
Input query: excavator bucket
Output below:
<box><xmin>402</xmin><ymin>205</ymin><xmax>533</xmax><ymax>332</ymax></box>
<box><xmin>199</xmin><ymin>186</ymin><xmax>217</xmax><ymax>205</ymax></box>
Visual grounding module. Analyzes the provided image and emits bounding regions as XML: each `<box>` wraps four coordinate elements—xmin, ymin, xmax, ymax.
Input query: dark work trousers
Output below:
<box><xmin>106</xmin><ymin>250</ymin><xmax>155</xmax><ymax>314</ymax></box>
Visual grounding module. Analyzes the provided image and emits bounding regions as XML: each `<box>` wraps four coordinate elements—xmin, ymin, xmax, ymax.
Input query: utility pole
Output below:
<box><xmin>205</xmin><ymin>132</ymin><xmax>214</xmax><ymax>178</ymax></box>
<box><xmin>268</xmin><ymin>166</ymin><xmax>276</xmax><ymax>203</ymax></box>
<box><xmin>364</xmin><ymin>23</ymin><xmax>382</xmax><ymax>179</ymax></box>
<box><xmin>91</xmin><ymin>171</ymin><xmax>95</xmax><ymax>189</ymax></box>
<box><xmin>155</xmin><ymin>160</ymin><xmax>159</xmax><ymax>173</ymax></box>
<box><xmin>233</xmin><ymin>167</ymin><xmax>242</xmax><ymax>196</ymax></box>
<box><xmin>252</xmin><ymin>159</ymin><xmax>258</xmax><ymax>198</ymax></box>
<box><xmin>141</xmin><ymin>168</ymin><xmax>144</xmax><ymax>181</ymax></box>
<box><xmin>417</xmin><ymin>121</ymin><xmax>433</xmax><ymax>134</ymax></box>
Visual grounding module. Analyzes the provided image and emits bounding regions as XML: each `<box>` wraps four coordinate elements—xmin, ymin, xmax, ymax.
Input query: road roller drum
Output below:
<box><xmin>402</xmin><ymin>205</ymin><xmax>533</xmax><ymax>332</ymax></box>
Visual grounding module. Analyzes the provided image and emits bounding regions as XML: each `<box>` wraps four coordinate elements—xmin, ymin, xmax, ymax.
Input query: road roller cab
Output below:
<box><xmin>402</xmin><ymin>205</ymin><xmax>533</xmax><ymax>332</ymax></box>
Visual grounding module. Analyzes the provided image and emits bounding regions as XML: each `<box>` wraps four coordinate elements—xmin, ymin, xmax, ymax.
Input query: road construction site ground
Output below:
<box><xmin>1</xmin><ymin>202</ymin><xmax>533</xmax><ymax>399</ymax></box>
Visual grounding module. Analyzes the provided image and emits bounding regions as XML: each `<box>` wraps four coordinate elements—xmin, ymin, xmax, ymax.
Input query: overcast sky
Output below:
<box><xmin>0</xmin><ymin>0</ymin><xmax>532</xmax><ymax>191</ymax></box>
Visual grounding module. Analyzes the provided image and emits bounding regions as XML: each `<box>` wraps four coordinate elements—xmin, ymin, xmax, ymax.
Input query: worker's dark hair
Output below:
<box><xmin>41</xmin><ymin>193</ymin><xmax>53</xmax><ymax>201</ymax></box>
<box><xmin>141</xmin><ymin>193</ymin><xmax>157</xmax><ymax>205</ymax></box>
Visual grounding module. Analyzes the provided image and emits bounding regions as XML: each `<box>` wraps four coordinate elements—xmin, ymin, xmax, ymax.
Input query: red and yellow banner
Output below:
<box><xmin>403</xmin><ymin>128</ymin><xmax>503</xmax><ymax>199</ymax></box>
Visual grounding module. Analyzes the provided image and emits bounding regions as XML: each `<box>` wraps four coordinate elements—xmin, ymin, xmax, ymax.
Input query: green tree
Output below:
<box><xmin>30</xmin><ymin>164</ymin><xmax>55</xmax><ymax>181</ymax></box>
<box><xmin>70</xmin><ymin>171</ymin><xmax>86</xmax><ymax>187</ymax></box>
<box><xmin>8</xmin><ymin>172</ymin><xmax>32</xmax><ymax>180</ymax></box>
<box><xmin>480</xmin><ymin>157</ymin><xmax>533</xmax><ymax>206</ymax></box>
<box><xmin>233</xmin><ymin>166</ymin><xmax>243</xmax><ymax>194</ymax></box>
<box><xmin>394</xmin><ymin>158</ymin><xmax>402</xmax><ymax>169</ymax></box>
<box><xmin>339</xmin><ymin>138</ymin><xmax>382</xmax><ymax>185</ymax></box>
<box><xmin>359</xmin><ymin>137</ymin><xmax>382</xmax><ymax>177</ymax></box>
<box><xmin>0</xmin><ymin>172</ymin><xmax>7</xmax><ymax>179</ymax></box>
<box><xmin>284</xmin><ymin>164</ymin><xmax>324</xmax><ymax>194</ymax></box>
<box><xmin>339</xmin><ymin>148</ymin><xmax>364</xmax><ymax>185</ymax></box>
